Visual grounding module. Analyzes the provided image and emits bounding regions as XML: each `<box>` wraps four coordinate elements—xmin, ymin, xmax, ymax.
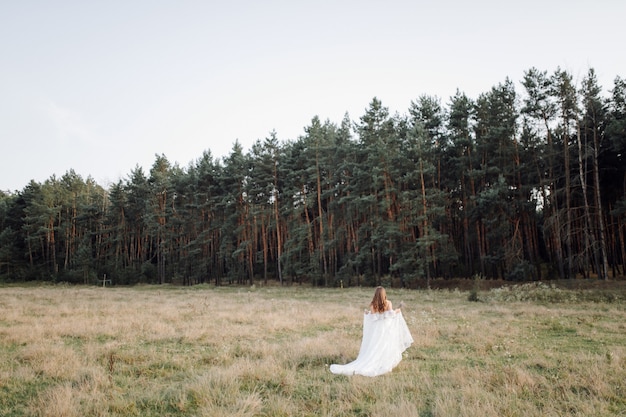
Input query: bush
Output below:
<box><xmin>468</xmin><ymin>274</ymin><xmax>483</xmax><ymax>302</ymax></box>
<box><xmin>485</xmin><ymin>281</ymin><xmax>626</xmax><ymax>303</ymax></box>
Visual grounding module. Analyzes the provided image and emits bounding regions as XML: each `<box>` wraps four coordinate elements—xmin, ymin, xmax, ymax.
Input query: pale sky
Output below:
<box><xmin>1</xmin><ymin>0</ymin><xmax>624</xmax><ymax>192</ymax></box>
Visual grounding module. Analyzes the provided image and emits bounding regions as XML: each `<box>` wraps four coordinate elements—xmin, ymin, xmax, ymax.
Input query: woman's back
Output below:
<box><xmin>370</xmin><ymin>299</ymin><xmax>392</xmax><ymax>313</ymax></box>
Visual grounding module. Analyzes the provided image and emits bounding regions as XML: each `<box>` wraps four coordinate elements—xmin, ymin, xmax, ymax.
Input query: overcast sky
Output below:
<box><xmin>1</xmin><ymin>0</ymin><xmax>624</xmax><ymax>192</ymax></box>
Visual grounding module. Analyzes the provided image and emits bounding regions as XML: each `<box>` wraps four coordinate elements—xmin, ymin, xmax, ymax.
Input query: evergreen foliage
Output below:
<box><xmin>1</xmin><ymin>68</ymin><xmax>625</xmax><ymax>285</ymax></box>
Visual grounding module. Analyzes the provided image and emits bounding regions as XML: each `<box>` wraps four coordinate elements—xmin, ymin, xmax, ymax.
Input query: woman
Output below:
<box><xmin>330</xmin><ymin>286</ymin><xmax>413</xmax><ymax>377</ymax></box>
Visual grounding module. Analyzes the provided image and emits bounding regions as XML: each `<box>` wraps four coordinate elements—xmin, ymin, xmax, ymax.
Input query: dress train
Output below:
<box><xmin>330</xmin><ymin>310</ymin><xmax>413</xmax><ymax>377</ymax></box>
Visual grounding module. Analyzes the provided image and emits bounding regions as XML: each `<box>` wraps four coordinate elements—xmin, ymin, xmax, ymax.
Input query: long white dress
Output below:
<box><xmin>330</xmin><ymin>310</ymin><xmax>413</xmax><ymax>377</ymax></box>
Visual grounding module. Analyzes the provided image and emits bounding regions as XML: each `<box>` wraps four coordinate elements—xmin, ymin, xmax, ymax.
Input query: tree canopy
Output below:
<box><xmin>1</xmin><ymin>67</ymin><xmax>625</xmax><ymax>286</ymax></box>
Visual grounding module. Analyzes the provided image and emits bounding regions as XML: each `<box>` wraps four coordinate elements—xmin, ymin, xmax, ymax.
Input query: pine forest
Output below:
<box><xmin>1</xmin><ymin>68</ymin><xmax>625</xmax><ymax>287</ymax></box>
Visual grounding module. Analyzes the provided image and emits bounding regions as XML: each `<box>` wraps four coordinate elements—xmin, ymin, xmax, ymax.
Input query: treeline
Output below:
<box><xmin>1</xmin><ymin>67</ymin><xmax>625</xmax><ymax>286</ymax></box>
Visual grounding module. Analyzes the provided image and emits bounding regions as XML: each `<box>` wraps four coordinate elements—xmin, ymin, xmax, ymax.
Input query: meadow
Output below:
<box><xmin>0</xmin><ymin>282</ymin><xmax>625</xmax><ymax>416</ymax></box>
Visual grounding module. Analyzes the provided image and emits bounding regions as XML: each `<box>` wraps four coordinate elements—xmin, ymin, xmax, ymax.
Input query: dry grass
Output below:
<box><xmin>0</xmin><ymin>283</ymin><xmax>625</xmax><ymax>416</ymax></box>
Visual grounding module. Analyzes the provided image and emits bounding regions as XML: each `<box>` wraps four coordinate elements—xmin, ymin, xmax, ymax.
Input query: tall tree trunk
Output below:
<box><xmin>419</xmin><ymin>158</ymin><xmax>431</xmax><ymax>286</ymax></box>
<box><xmin>563</xmin><ymin>129</ymin><xmax>573</xmax><ymax>279</ymax></box>
<box><xmin>315</xmin><ymin>149</ymin><xmax>328</xmax><ymax>280</ymax></box>
<box><xmin>262</xmin><ymin>214</ymin><xmax>268</xmax><ymax>284</ymax></box>
<box><xmin>617</xmin><ymin>217</ymin><xmax>626</xmax><ymax>273</ymax></box>
<box><xmin>592</xmin><ymin>128</ymin><xmax>610</xmax><ymax>279</ymax></box>
<box><xmin>576</xmin><ymin>121</ymin><xmax>598</xmax><ymax>278</ymax></box>
<box><xmin>273</xmin><ymin>165</ymin><xmax>283</xmax><ymax>285</ymax></box>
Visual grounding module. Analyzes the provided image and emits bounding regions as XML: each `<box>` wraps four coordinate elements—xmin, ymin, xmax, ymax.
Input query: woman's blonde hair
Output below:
<box><xmin>371</xmin><ymin>286</ymin><xmax>387</xmax><ymax>313</ymax></box>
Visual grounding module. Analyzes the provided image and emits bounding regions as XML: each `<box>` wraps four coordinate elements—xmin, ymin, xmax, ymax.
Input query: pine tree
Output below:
<box><xmin>580</xmin><ymin>69</ymin><xmax>610</xmax><ymax>279</ymax></box>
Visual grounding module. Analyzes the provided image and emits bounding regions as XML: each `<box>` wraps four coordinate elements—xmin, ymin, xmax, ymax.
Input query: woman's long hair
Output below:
<box><xmin>370</xmin><ymin>286</ymin><xmax>387</xmax><ymax>313</ymax></box>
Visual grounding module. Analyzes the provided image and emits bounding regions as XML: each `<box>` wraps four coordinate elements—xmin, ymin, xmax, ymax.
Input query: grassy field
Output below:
<box><xmin>0</xmin><ymin>282</ymin><xmax>625</xmax><ymax>416</ymax></box>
